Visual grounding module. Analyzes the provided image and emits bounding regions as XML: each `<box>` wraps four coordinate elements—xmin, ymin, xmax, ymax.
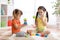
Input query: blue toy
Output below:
<box><xmin>45</xmin><ymin>34</ymin><xmax>48</xmax><ymax>37</ymax></box>
<box><xmin>24</xmin><ymin>18</ymin><xmax>27</xmax><ymax>25</ymax></box>
<box><xmin>24</xmin><ymin>21</ymin><xmax>27</xmax><ymax>25</ymax></box>
<box><xmin>36</xmin><ymin>33</ymin><xmax>41</xmax><ymax>36</ymax></box>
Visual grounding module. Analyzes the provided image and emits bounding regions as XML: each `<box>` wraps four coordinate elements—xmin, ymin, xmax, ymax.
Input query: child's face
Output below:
<box><xmin>14</xmin><ymin>11</ymin><xmax>22</xmax><ymax>20</ymax></box>
<box><xmin>38</xmin><ymin>9</ymin><xmax>45</xmax><ymax>16</ymax></box>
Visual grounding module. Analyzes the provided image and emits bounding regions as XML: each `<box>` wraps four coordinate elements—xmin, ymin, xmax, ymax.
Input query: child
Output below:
<box><xmin>35</xmin><ymin>6</ymin><xmax>49</xmax><ymax>33</ymax></box>
<box><xmin>12</xmin><ymin>9</ymin><xmax>26</xmax><ymax>34</ymax></box>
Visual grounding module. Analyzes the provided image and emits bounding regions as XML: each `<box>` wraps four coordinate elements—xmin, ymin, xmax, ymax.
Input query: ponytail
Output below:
<box><xmin>46</xmin><ymin>11</ymin><xmax>49</xmax><ymax>22</ymax></box>
<box><xmin>36</xmin><ymin>12</ymin><xmax>38</xmax><ymax>19</ymax></box>
<box><xmin>35</xmin><ymin>12</ymin><xmax>38</xmax><ymax>24</ymax></box>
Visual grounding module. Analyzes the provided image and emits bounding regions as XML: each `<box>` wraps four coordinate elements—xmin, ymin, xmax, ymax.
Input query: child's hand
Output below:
<box><xmin>32</xmin><ymin>25</ymin><xmax>36</xmax><ymax>28</ymax></box>
<box><xmin>21</xmin><ymin>24</ymin><xmax>27</xmax><ymax>27</ymax></box>
<box><xmin>40</xmin><ymin>17</ymin><xmax>44</xmax><ymax>21</ymax></box>
<box><xmin>40</xmin><ymin>17</ymin><xmax>47</xmax><ymax>26</ymax></box>
<box><xmin>23</xmin><ymin>24</ymin><xmax>27</xmax><ymax>26</ymax></box>
<box><xmin>14</xmin><ymin>24</ymin><xmax>19</xmax><ymax>29</ymax></box>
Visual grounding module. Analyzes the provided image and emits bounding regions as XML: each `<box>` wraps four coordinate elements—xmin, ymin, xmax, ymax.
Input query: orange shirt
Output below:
<box><xmin>12</xmin><ymin>19</ymin><xmax>21</xmax><ymax>34</ymax></box>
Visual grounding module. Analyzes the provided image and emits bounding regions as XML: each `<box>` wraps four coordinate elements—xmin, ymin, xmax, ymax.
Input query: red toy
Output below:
<box><xmin>41</xmin><ymin>32</ymin><xmax>45</xmax><ymax>37</ymax></box>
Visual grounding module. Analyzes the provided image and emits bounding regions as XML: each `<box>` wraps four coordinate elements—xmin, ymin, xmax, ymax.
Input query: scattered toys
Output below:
<box><xmin>26</xmin><ymin>30</ymin><xmax>50</xmax><ymax>37</ymax></box>
<box><xmin>35</xmin><ymin>32</ymin><xmax>49</xmax><ymax>37</ymax></box>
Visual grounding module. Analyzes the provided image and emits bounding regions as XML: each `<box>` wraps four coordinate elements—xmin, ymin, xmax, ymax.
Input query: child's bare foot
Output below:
<box><xmin>27</xmin><ymin>30</ymin><xmax>32</xmax><ymax>35</ymax></box>
<box><xmin>44</xmin><ymin>31</ymin><xmax>50</xmax><ymax>34</ymax></box>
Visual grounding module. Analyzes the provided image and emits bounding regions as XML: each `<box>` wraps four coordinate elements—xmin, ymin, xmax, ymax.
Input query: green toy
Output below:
<box><xmin>39</xmin><ymin>27</ymin><xmax>44</xmax><ymax>32</ymax></box>
<box><xmin>36</xmin><ymin>27</ymin><xmax>45</xmax><ymax>32</ymax></box>
<box><xmin>24</xmin><ymin>18</ymin><xmax>27</xmax><ymax>21</ymax></box>
<box><xmin>33</xmin><ymin>16</ymin><xmax>36</xmax><ymax>19</ymax></box>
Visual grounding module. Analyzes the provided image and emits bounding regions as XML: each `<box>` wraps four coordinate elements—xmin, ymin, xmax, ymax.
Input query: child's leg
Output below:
<box><xmin>16</xmin><ymin>31</ymin><xmax>26</xmax><ymax>37</ymax></box>
<box><xmin>43</xmin><ymin>27</ymin><xmax>50</xmax><ymax>34</ymax></box>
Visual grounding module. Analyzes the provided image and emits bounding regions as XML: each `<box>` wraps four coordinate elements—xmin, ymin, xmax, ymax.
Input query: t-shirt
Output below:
<box><xmin>12</xmin><ymin>19</ymin><xmax>21</xmax><ymax>34</ymax></box>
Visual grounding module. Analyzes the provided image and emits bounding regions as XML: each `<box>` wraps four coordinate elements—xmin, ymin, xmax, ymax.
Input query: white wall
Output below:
<box><xmin>7</xmin><ymin>5</ymin><xmax>14</xmax><ymax>16</ymax></box>
<box><xmin>1</xmin><ymin>0</ymin><xmax>7</xmax><ymax>4</ymax></box>
<box><xmin>14</xmin><ymin>0</ymin><xmax>35</xmax><ymax>25</ymax></box>
<box><xmin>14</xmin><ymin>0</ymin><xmax>56</xmax><ymax>25</ymax></box>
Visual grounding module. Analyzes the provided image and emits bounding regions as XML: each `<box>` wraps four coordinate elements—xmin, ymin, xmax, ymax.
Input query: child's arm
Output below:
<box><xmin>13</xmin><ymin>24</ymin><xmax>26</xmax><ymax>29</ymax></box>
<box><xmin>20</xmin><ymin>24</ymin><xmax>26</xmax><ymax>27</ymax></box>
<box><xmin>13</xmin><ymin>24</ymin><xmax>20</xmax><ymax>29</ymax></box>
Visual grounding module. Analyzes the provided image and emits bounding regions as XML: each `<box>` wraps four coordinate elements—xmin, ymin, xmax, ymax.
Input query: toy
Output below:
<box><xmin>37</xmin><ymin>27</ymin><xmax>45</xmax><ymax>33</ymax></box>
<box><xmin>24</xmin><ymin>18</ymin><xmax>27</xmax><ymax>25</ymax></box>
<box><xmin>45</xmin><ymin>34</ymin><xmax>48</xmax><ymax>37</ymax></box>
<box><xmin>36</xmin><ymin>31</ymin><xmax>49</xmax><ymax>37</ymax></box>
<box><xmin>36</xmin><ymin>33</ymin><xmax>41</xmax><ymax>36</ymax></box>
<box><xmin>36</xmin><ymin>33</ymin><xmax>40</xmax><ymax>36</ymax></box>
<box><xmin>31</xmin><ymin>33</ymin><xmax>35</xmax><ymax>36</ymax></box>
<box><xmin>41</xmin><ymin>32</ymin><xmax>45</xmax><ymax>37</ymax></box>
<box><xmin>33</xmin><ymin>16</ymin><xmax>36</xmax><ymax>19</ymax></box>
